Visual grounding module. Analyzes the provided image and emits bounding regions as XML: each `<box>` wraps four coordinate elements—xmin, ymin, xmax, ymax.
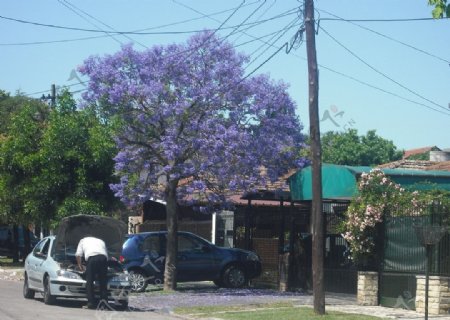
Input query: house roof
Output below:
<box><xmin>428</xmin><ymin>161</ymin><xmax>450</xmax><ymax>171</ymax></box>
<box><xmin>377</xmin><ymin>160</ymin><xmax>450</xmax><ymax>171</ymax></box>
<box><xmin>377</xmin><ymin>159</ymin><xmax>439</xmax><ymax>170</ymax></box>
<box><xmin>403</xmin><ymin>146</ymin><xmax>440</xmax><ymax>159</ymax></box>
<box><xmin>288</xmin><ymin>164</ymin><xmax>450</xmax><ymax>201</ymax></box>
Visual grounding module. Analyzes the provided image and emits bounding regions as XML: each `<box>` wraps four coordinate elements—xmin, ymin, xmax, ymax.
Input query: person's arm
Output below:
<box><xmin>76</xmin><ymin>255</ymin><xmax>85</xmax><ymax>271</ymax></box>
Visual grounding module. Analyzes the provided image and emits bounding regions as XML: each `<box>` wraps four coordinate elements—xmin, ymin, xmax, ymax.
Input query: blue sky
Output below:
<box><xmin>0</xmin><ymin>0</ymin><xmax>449</xmax><ymax>151</ymax></box>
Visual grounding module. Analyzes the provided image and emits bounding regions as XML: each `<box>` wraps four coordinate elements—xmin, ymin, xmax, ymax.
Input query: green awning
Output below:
<box><xmin>288</xmin><ymin>164</ymin><xmax>450</xmax><ymax>201</ymax></box>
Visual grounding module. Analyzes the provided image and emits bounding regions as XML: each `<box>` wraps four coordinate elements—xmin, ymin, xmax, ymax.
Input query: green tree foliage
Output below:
<box><xmin>0</xmin><ymin>89</ymin><xmax>121</xmax><ymax>228</ymax></box>
<box><xmin>321</xmin><ymin>129</ymin><xmax>403</xmax><ymax>166</ymax></box>
<box><xmin>428</xmin><ymin>0</ymin><xmax>450</xmax><ymax>18</ymax></box>
<box><xmin>0</xmin><ymin>99</ymin><xmax>49</xmax><ymax>225</ymax></box>
<box><xmin>0</xmin><ymin>90</ymin><xmax>43</xmax><ymax>136</ymax></box>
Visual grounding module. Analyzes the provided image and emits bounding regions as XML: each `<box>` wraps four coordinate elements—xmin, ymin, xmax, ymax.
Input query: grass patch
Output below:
<box><xmin>0</xmin><ymin>257</ymin><xmax>23</xmax><ymax>268</ymax></box>
<box><xmin>175</xmin><ymin>304</ymin><xmax>384</xmax><ymax>320</ymax></box>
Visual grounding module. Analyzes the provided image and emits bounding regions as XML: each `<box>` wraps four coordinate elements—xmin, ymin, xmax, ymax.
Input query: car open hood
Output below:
<box><xmin>53</xmin><ymin>215</ymin><xmax>127</xmax><ymax>259</ymax></box>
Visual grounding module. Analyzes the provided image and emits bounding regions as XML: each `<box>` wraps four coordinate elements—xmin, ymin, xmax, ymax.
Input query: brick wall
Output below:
<box><xmin>252</xmin><ymin>238</ymin><xmax>279</xmax><ymax>287</ymax></box>
<box><xmin>416</xmin><ymin>275</ymin><xmax>450</xmax><ymax>314</ymax></box>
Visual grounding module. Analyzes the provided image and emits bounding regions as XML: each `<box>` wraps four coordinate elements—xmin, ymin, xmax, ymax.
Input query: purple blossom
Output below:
<box><xmin>79</xmin><ymin>31</ymin><xmax>306</xmax><ymax>208</ymax></box>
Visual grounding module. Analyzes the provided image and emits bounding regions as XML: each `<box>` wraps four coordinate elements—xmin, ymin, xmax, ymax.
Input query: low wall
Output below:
<box><xmin>357</xmin><ymin>271</ymin><xmax>378</xmax><ymax>306</ymax></box>
<box><xmin>416</xmin><ymin>275</ymin><xmax>450</xmax><ymax>315</ymax></box>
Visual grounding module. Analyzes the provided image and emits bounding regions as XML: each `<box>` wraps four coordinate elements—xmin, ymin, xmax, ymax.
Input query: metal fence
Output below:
<box><xmin>379</xmin><ymin>203</ymin><xmax>450</xmax><ymax>310</ymax></box>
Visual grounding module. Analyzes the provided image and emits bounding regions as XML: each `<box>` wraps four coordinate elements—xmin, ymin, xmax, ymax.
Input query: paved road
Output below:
<box><xmin>0</xmin><ymin>280</ymin><xmax>180</xmax><ymax>320</ymax></box>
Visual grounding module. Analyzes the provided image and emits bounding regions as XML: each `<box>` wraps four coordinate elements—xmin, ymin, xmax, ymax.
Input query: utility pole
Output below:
<box><xmin>304</xmin><ymin>0</ymin><xmax>325</xmax><ymax>315</ymax></box>
<box><xmin>40</xmin><ymin>84</ymin><xmax>56</xmax><ymax>107</ymax></box>
<box><xmin>50</xmin><ymin>84</ymin><xmax>56</xmax><ymax>107</ymax></box>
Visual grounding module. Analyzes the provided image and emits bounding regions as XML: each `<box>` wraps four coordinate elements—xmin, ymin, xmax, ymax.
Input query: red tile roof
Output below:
<box><xmin>403</xmin><ymin>146</ymin><xmax>438</xmax><ymax>159</ymax></box>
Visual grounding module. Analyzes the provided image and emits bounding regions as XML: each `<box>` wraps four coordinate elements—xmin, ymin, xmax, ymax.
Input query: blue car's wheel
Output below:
<box><xmin>129</xmin><ymin>270</ymin><xmax>148</xmax><ymax>292</ymax></box>
<box><xmin>222</xmin><ymin>265</ymin><xmax>247</xmax><ymax>288</ymax></box>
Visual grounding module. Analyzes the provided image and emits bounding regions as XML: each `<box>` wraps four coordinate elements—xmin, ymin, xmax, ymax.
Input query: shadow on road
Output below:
<box><xmin>33</xmin><ymin>295</ymin><xmax>152</xmax><ymax>313</ymax></box>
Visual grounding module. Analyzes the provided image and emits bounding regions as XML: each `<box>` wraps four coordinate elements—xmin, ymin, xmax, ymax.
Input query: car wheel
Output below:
<box><xmin>43</xmin><ymin>276</ymin><xmax>56</xmax><ymax>305</ymax></box>
<box><xmin>222</xmin><ymin>265</ymin><xmax>247</xmax><ymax>288</ymax></box>
<box><xmin>128</xmin><ymin>270</ymin><xmax>148</xmax><ymax>292</ymax></box>
<box><xmin>23</xmin><ymin>274</ymin><xmax>35</xmax><ymax>299</ymax></box>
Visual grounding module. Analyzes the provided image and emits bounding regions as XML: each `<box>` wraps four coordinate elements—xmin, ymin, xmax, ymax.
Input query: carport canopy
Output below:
<box><xmin>288</xmin><ymin>164</ymin><xmax>450</xmax><ymax>201</ymax></box>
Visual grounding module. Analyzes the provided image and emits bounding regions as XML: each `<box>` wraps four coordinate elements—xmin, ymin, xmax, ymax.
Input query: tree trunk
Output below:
<box><xmin>22</xmin><ymin>224</ymin><xmax>31</xmax><ymax>260</ymax></box>
<box><xmin>164</xmin><ymin>180</ymin><xmax>179</xmax><ymax>291</ymax></box>
<box><xmin>12</xmin><ymin>225</ymin><xmax>19</xmax><ymax>263</ymax></box>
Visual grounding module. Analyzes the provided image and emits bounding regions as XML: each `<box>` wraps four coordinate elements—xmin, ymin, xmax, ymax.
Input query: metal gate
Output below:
<box><xmin>379</xmin><ymin>206</ymin><xmax>450</xmax><ymax>310</ymax></box>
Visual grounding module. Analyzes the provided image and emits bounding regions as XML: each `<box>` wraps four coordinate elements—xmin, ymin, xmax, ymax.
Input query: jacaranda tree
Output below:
<box><xmin>80</xmin><ymin>31</ymin><xmax>306</xmax><ymax>290</ymax></box>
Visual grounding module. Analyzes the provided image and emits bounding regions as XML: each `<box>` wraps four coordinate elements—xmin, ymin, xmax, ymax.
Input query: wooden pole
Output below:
<box><xmin>304</xmin><ymin>0</ymin><xmax>325</xmax><ymax>314</ymax></box>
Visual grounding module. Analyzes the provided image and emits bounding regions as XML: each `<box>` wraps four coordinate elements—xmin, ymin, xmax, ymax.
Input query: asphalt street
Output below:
<box><xmin>0</xmin><ymin>279</ymin><xmax>180</xmax><ymax>320</ymax></box>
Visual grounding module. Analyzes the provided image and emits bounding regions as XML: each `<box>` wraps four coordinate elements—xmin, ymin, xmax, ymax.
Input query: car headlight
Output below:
<box><xmin>111</xmin><ymin>273</ymin><xmax>129</xmax><ymax>282</ymax></box>
<box><xmin>56</xmin><ymin>270</ymin><xmax>82</xmax><ymax>280</ymax></box>
<box><xmin>246</xmin><ymin>252</ymin><xmax>260</xmax><ymax>261</ymax></box>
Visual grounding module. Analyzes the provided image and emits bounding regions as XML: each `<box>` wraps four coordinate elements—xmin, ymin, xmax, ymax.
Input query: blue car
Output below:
<box><xmin>120</xmin><ymin>231</ymin><xmax>262</xmax><ymax>292</ymax></box>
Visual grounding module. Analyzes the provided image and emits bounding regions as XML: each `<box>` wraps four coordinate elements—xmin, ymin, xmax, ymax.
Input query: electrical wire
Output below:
<box><xmin>20</xmin><ymin>5</ymin><xmax>448</xmax><ymax>118</ymax></box>
<box><xmin>317</xmin><ymin>8</ymin><xmax>450</xmax><ymax>65</ymax></box>
<box><xmin>0</xmin><ymin>35</ymin><xmax>108</xmax><ymax>46</ymax></box>
<box><xmin>231</xmin><ymin>0</ymin><xmax>277</xmax><ymax>44</ymax></box>
<box><xmin>170</xmin><ymin>0</ymin><xmax>247</xmax><ymax>68</ymax></box>
<box><xmin>172</xmin><ymin>0</ymin><xmax>298</xmax><ymax>50</ymax></box>
<box><xmin>318</xmin><ymin>63</ymin><xmax>450</xmax><ymax>116</ymax></box>
<box><xmin>59</xmin><ymin>0</ymin><xmax>148</xmax><ymax>48</ymax></box>
<box><xmin>319</xmin><ymin>25</ymin><xmax>449</xmax><ymax>113</ymax></box>
<box><xmin>244</xmin><ymin>15</ymin><xmax>301</xmax><ymax>70</ymax></box>
<box><xmin>0</xmin><ymin>8</ymin><xmax>295</xmax><ymax>36</ymax></box>
<box><xmin>57</xmin><ymin>0</ymin><xmax>123</xmax><ymax>46</ymax></box>
<box><xmin>320</xmin><ymin>17</ymin><xmax>449</xmax><ymax>22</ymax></box>
<box><xmin>0</xmin><ymin>8</ymin><xmax>297</xmax><ymax>46</ymax></box>
<box><xmin>219</xmin><ymin>0</ymin><xmax>269</xmax><ymax>42</ymax></box>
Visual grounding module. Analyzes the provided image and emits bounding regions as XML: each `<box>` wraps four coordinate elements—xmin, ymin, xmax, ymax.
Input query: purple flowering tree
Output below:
<box><xmin>80</xmin><ymin>31</ymin><xmax>306</xmax><ymax>290</ymax></box>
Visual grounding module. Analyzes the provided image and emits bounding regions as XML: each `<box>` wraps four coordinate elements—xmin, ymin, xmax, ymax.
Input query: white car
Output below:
<box><xmin>23</xmin><ymin>215</ymin><xmax>131</xmax><ymax>308</ymax></box>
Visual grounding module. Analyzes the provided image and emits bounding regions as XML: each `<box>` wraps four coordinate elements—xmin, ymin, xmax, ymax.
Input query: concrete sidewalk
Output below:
<box><xmin>290</xmin><ymin>293</ymin><xmax>450</xmax><ymax>319</ymax></box>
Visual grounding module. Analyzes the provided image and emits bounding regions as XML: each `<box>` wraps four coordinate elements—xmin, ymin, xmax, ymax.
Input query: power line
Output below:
<box><xmin>0</xmin><ymin>35</ymin><xmax>107</xmax><ymax>46</ymax></box>
<box><xmin>244</xmin><ymin>16</ymin><xmax>302</xmax><ymax>71</ymax></box>
<box><xmin>0</xmin><ymin>8</ymin><xmax>297</xmax><ymax>46</ymax></box>
<box><xmin>175</xmin><ymin>4</ymin><xmax>448</xmax><ymax>117</ymax></box>
<box><xmin>19</xmin><ymin>5</ymin><xmax>447</xmax><ymax>118</ymax></box>
<box><xmin>231</xmin><ymin>0</ymin><xmax>278</xmax><ymax>44</ymax></box>
<box><xmin>172</xmin><ymin>0</ymin><xmax>247</xmax><ymax>68</ymax></box>
<box><xmin>0</xmin><ymin>8</ymin><xmax>296</xmax><ymax>36</ymax></box>
<box><xmin>319</xmin><ymin>25</ymin><xmax>449</xmax><ymax>113</ymax></box>
<box><xmin>59</xmin><ymin>0</ymin><xmax>148</xmax><ymax>48</ymax></box>
<box><xmin>317</xmin><ymin>8</ymin><xmax>450</xmax><ymax>65</ymax></box>
<box><xmin>319</xmin><ymin>16</ymin><xmax>449</xmax><ymax>22</ymax></box>
<box><xmin>209</xmin><ymin>0</ymin><xmax>269</xmax><ymax>45</ymax></box>
<box><xmin>57</xmin><ymin>0</ymin><xmax>124</xmax><ymax>46</ymax></box>
<box><xmin>170</xmin><ymin>0</ymin><xmax>300</xmax><ymax>74</ymax></box>
<box><xmin>318</xmin><ymin>63</ymin><xmax>450</xmax><ymax>116</ymax></box>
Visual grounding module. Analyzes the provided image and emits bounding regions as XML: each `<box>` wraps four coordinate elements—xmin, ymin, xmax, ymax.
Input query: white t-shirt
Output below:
<box><xmin>75</xmin><ymin>236</ymin><xmax>108</xmax><ymax>261</ymax></box>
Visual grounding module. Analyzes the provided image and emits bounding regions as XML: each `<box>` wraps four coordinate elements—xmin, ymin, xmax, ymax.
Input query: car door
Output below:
<box><xmin>33</xmin><ymin>238</ymin><xmax>51</xmax><ymax>285</ymax></box>
<box><xmin>176</xmin><ymin>233</ymin><xmax>217</xmax><ymax>282</ymax></box>
<box><xmin>26</xmin><ymin>238</ymin><xmax>49</xmax><ymax>288</ymax></box>
<box><xmin>139</xmin><ymin>234</ymin><xmax>165</xmax><ymax>282</ymax></box>
<box><xmin>26</xmin><ymin>238</ymin><xmax>50</xmax><ymax>289</ymax></box>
